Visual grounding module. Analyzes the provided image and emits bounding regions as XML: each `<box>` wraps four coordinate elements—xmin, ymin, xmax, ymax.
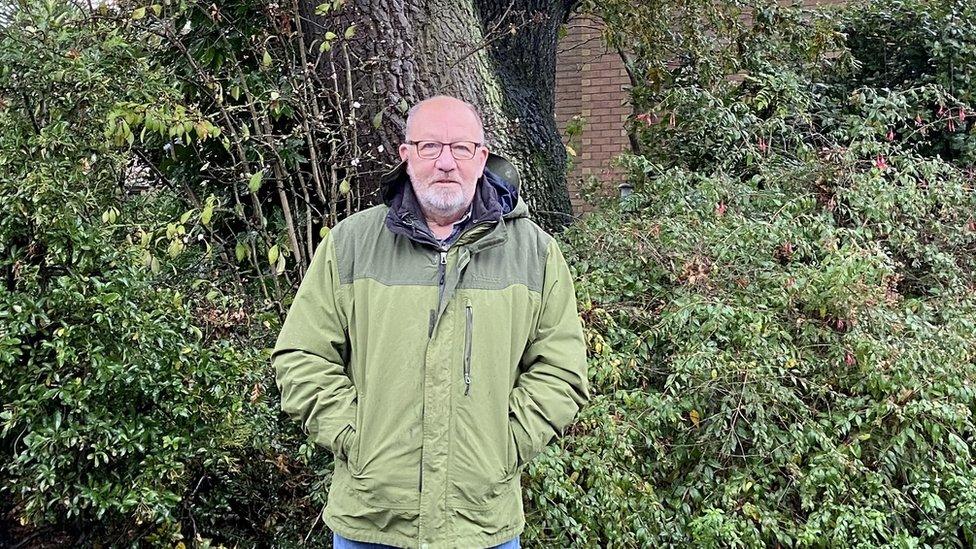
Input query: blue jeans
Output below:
<box><xmin>333</xmin><ymin>532</ymin><xmax>520</xmax><ymax>548</ymax></box>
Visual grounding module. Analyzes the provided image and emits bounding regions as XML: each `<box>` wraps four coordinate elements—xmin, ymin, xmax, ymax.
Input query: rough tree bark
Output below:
<box><xmin>302</xmin><ymin>0</ymin><xmax>579</xmax><ymax>230</ymax></box>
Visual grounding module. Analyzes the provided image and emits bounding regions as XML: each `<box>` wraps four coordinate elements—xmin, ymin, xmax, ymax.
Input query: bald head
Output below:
<box><xmin>404</xmin><ymin>95</ymin><xmax>485</xmax><ymax>144</ymax></box>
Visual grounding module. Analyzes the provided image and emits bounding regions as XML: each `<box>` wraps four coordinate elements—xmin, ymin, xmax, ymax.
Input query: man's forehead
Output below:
<box><xmin>405</xmin><ymin>97</ymin><xmax>484</xmax><ymax>139</ymax></box>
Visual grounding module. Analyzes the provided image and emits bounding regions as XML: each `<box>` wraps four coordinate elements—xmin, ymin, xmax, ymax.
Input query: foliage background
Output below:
<box><xmin>2</xmin><ymin>0</ymin><xmax>975</xmax><ymax>546</ymax></box>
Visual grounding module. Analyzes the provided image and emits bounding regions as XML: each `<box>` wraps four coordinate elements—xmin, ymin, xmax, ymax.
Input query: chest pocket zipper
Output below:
<box><xmin>463</xmin><ymin>302</ymin><xmax>473</xmax><ymax>396</ymax></box>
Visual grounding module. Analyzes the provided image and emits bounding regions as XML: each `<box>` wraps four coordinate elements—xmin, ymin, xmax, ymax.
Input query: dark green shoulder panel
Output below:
<box><xmin>330</xmin><ymin>205</ymin><xmax>436</xmax><ymax>286</ymax></box>
<box><xmin>457</xmin><ymin>218</ymin><xmax>550</xmax><ymax>293</ymax></box>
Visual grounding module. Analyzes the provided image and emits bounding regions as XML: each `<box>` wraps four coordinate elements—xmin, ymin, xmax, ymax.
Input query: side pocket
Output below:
<box><xmin>506</xmin><ymin>421</ymin><xmax>518</xmax><ymax>476</ymax></box>
<box><xmin>348</xmin><ymin>427</ymin><xmax>362</xmax><ymax>475</ymax></box>
<box><xmin>463</xmin><ymin>300</ymin><xmax>473</xmax><ymax>396</ymax></box>
<box><xmin>348</xmin><ymin>397</ymin><xmax>365</xmax><ymax>477</ymax></box>
<box><xmin>335</xmin><ymin>424</ymin><xmax>354</xmax><ymax>461</ymax></box>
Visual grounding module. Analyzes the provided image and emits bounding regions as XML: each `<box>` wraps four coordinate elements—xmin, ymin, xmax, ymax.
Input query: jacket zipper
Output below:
<box><xmin>463</xmin><ymin>303</ymin><xmax>472</xmax><ymax>396</ymax></box>
<box><xmin>421</xmin><ymin>248</ymin><xmax>448</xmax><ymax>494</ymax></box>
<box><xmin>437</xmin><ymin>249</ymin><xmax>447</xmax><ymax>308</ymax></box>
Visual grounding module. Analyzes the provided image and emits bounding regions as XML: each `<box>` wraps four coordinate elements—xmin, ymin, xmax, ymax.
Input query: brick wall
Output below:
<box><xmin>554</xmin><ymin>15</ymin><xmax>631</xmax><ymax>215</ymax></box>
<box><xmin>553</xmin><ymin>0</ymin><xmax>849</xmax><ymax>216</ymax></box>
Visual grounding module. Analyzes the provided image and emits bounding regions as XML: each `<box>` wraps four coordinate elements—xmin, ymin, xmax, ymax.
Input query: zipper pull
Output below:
<box><xmin>438</xmin><ymin>251</ymin><xmax>447</xmax><ymax>287</ymax></box>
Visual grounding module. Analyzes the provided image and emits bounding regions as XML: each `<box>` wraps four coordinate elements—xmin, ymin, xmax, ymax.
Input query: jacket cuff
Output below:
<box><xmin>333</xmin><ymin>423</ymin><xmax>356</xmax><ymax>461</ymax></box>
<box><xmin>510</xmin><ymin>418</ymin><xmax>537</xmax><ymax>468</ymax></box>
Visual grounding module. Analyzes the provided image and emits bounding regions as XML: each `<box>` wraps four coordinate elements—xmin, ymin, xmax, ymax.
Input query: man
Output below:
<box><xmin>272</xmin><ymin>95</ymin><xmax>589</xmax><ymax>549</ymax></box>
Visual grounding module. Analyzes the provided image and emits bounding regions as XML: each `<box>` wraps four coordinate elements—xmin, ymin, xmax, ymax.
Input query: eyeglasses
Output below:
<box><xmin>405</xmin><ymin>140</ymin><xmax>483</xmax><ymax>160</ymax></box>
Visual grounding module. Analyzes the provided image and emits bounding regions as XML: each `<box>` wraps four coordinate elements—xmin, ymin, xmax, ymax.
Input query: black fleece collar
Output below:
<box><xmin>384</xmin><ymin>171</ymin><xmax>506</xmax><ymax>248</ymax></box>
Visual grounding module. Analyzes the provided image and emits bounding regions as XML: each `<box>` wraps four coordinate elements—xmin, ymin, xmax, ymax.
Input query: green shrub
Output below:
<box><xmin>520</xmin><ymin>0</ymin><xmax>976</xmax><ymax>546</ymax></box>
<box><xmin>0</xmin><ymin>3</ymin><xmax>308</xmax><ymax>545</ymax></box>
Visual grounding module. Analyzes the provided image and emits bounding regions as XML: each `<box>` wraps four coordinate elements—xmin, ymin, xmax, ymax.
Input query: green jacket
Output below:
<box><xmin>272</xmin><ymin>154</ymin><xmax>590</xmax><ymax>548</ymax></box>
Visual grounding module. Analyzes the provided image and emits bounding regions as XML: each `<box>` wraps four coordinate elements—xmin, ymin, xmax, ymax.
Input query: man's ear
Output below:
<box><xmin>398</xmin><ymin>143</ymin><xmax>410</xmax><ymax>162</ymax></box>
<box><xmin>477</xmin><ymin>145</ymin><xmax>490</xmax><ymax>175</ymax></box>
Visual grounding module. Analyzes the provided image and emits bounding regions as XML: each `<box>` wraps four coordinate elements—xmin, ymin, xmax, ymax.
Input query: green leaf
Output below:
<box><xmin>194</xmin><ymin>122</ymin><xmax>208</xmax><ymax>140</ymax></box>
<box><xmin>339</xmin><ymin>179</ymin><xmax>351</xmax><ymax>194</ymax></box>
<box><xmin>201</xmin><ymin>203</ymin><xmax>214</xmax><ymax>226</ymax></box>
<box><xmin>314</xmin><ymin>2</ymin><xmax>331</xmax><ymax>15</ymax></box>
<box><xmin>167</xmin><ymin>239</ymin><xmax>184</xmax><ymax>258</ymax></box>
<box><xmin>372</xmin><ymin>110</ymin><xmax>384</xmax><ymax>129</ymax></box>
<box><xmin>262</xmin><ymin>50</ymin><xmax>272</xmax><ymax>68</ymax></box>
<box><xmin>131</xmin><ymin>7</ymin><xmax>146</xmax><ymax>19</ymax></box>
<box><xmin>235</xmin><ymin>242</ymin><xmax>247</xmax><ymax>263</ymax></box>
<box><xmin>268</xmin><ymin>244</ymin><xmax>280</xmax><ymax>266</ymax></box>
<box><xmin>324</xmin><ymin>31</ymin><xmax>337</xmax><ymax>41</ymax></box>
<box><xmin>248</xmin><ymin>170</ymin><xmax>263</xmax><ymax>193</ymax></box>
<box><xmin>319</xmin><ymin>225</ymin><xmax>330</xmax><ymax>239</ymax></box>
<box><xmin>344</xmin><ymin>25</ymin><xmax>356</xmax><ymax>39</ymax></box>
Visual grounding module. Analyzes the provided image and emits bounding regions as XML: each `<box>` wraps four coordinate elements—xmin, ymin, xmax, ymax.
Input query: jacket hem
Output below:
<box><xmin>324</xmin><ymin>516</ymin><xmax>524</xmax><ymax>549</ymax></box>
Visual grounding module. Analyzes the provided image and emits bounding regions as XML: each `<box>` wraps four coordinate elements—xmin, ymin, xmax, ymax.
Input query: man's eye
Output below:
<box><xmin>453</xmin><ymin>143</ymin><xmax>474</xmax><ymax>155</ymax></box>
<box><xmin>420</xmin><ymin>142</ymin><xmax>442</xmax><ymax>153</ymax></box>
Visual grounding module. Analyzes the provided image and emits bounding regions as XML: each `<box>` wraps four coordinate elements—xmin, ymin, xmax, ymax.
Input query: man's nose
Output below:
<box><xmin>434</xmin><ymin>145</ymin><xmax>458</xmax><ymax>171</ymax></box>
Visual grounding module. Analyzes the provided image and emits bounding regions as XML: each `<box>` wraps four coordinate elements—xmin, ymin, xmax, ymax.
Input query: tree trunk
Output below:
<box><xmin>304</xmin><ymin>0</ymin><xmax>578</xmax><ymax>230</ymax></box>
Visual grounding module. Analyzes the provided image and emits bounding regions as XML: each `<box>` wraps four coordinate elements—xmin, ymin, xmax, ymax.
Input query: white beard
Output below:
<box><xmin>407</xmin><ymin>163</ymin><xmax>471</xmax><ymax>220</ymax></box>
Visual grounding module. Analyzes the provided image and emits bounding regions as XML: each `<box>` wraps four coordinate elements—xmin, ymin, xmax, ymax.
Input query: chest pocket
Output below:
<box><xmin>449</xmin><ymin>296</ymin><xmax>520</xmax><ymax>509</ymax></box>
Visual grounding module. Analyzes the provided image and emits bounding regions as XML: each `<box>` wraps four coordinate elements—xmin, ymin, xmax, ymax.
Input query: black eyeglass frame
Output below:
<box><xmin>403</xmin><ymin>140</ymin><xmax>485</xmax><ymax>160</ymax></box>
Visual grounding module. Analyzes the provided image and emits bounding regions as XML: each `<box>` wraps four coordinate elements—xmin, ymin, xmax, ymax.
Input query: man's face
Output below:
<box><xmin>398</xmin><ymin>99</ymin><xmax>489</xmax><ymax>221</ymax></box>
